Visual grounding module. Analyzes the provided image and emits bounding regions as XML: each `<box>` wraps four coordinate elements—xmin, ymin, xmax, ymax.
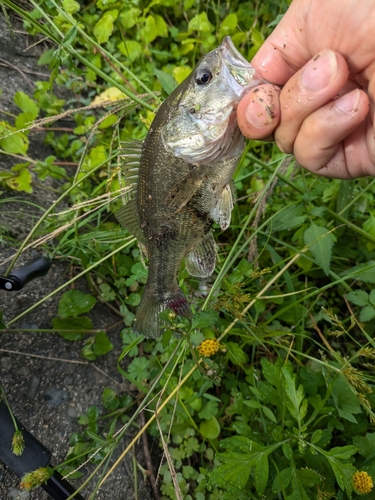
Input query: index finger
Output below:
<box><xmin>251</xmin><ymin>0</ymin><xmax>312</xmax><ymax>84</ymax></box>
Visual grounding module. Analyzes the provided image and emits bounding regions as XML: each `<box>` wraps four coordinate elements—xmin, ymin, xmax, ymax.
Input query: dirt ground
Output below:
<box><xmin>0</xmin><ymin>12</ymin><xmax>154</xmax><ymax>500</ymax></box>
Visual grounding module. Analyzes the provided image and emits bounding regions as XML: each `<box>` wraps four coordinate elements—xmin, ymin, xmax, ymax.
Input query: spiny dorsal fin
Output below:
<box><xmin>116</xmin><ymin>140</ymin><xmax>146</xmax><ymax>244</ymax></box>
<box><xmin>185</xmin><ymin>230</ymin><xmax>217</xmax><ymax>278</ymax></box>
<box><xmin>119</xmin><ymin>140</ymin><xmax>143</xmax><ymax>192</ymax></box>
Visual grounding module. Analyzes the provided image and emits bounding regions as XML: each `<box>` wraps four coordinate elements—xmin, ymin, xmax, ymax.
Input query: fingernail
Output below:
<box><xmin>301</xmin><ymin>51</ymin><xmax>337</xmax><ymax>91</ymax></box>
<box><xmin>245</xmin><ymin>94</ymin><xmax>276</xmax><ymax>129</ymax></box>
<box><xmin>335</xmin><ymin>89</ymin><xmax>360</xmax><ymax>114</ymax></box>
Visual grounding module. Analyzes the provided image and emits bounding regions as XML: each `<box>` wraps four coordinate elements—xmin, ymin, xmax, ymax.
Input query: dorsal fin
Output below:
<box><xmin>116</xmin><ymin>199</ymin><xmax>147</xmax><ymax>246</ymax></box>
<box><xmin>119</xmin><ymin>140</ymin><xmax>143</xmax><ymax>197</ymax></box>
<box><xmin>116</xmin><ymin>140</ymin><xmax>146</xmax><ymax>245</ymax></box>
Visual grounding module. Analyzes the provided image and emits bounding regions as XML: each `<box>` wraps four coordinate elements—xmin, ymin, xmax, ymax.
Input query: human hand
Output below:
<box><xmin>237</xmin><ymin>0</ymin><xmax>375</xmax><ymax>178</ymax></box>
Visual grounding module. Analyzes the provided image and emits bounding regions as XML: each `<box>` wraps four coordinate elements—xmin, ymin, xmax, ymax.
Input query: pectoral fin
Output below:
<box><xmin>167</xmin><ymin>166</ymin><xmax>206</xmax><ymax>212</ymax></box>
<box><xmin>210</xmin><ymin>183</ymin><xmax>234</xmax><ymax>231</ymax></box>
<box><xmin>186</xmin><ymin>231</ymin><xmax>217</xmax><ymax>278</ymax></box>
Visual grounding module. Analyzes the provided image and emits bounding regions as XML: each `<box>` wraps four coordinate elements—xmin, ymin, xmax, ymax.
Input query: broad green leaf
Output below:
<box><xmin>304</xmin><ymin>223</ymin><xmax>334</xmax><ymax>275</ymax></box>
<box><xmin>360</xmin><ymin>305</ymin><xmax>375</xmax><ymax>322</ymax></box>
<box><xmin>99</xmin><ymin>283</ymin><xmax>116</xmax><ymax>302</ymax></box>
<box><xmin>93</xmin><ymin>331</ymin><xmax>114</xmax><ymax>356</ymax></box>
<box><xmin>218</xmin><ymin>13</ymin><xmax>238</xmax><ymax>37</ymax></box>
<box><xmin>340</xmin><ymin>261</ymin><xmax>375</xmax><ymax>283</ymax></box>
<box><xmin>173</xmin><ymin>66</ymin><xmax>191</xmax><ymax>84</ymax></box>
<box><xmin>98</xmin><ymin>115</ymin><xmax>118</xmax><ymax>129</ymax></box>
<box><xmin>332</xmin><ymin>375</ymin><xmax>361</xmax><ymax>422</ymax></box>
<box><xmin>128</xmin><ymin>357</ymin><xmax>150</xmax><ymax>381</ymax></box>
<box><xmin>271</xmin><ymin>204</ymin><xmax>306</xmax><ymax>232</ymax></box>
<box><xmin>62</xmin><ymin>0</ymin><xmax>80</xmax><ymax>14</ymax></box>
<box><xmin>154</xmin><ymin>68</ymin><xmax>177</xmax><ymax>95</ymax></box>
<box><xmin>5</xmin><ymin>168</ymin><xmax>32</xmax><ymax>193</ymax></box>
<box><xmin>0</xmin><ymin>122</ymin><xmax>29</xmax><ymax>155</ymax></box>
<box><xmin>191</xmin><ymin>310</ymin><xmax>219</xmax><ymax>330</ymax></box>
<box><xmin>15</xmin><ymin>112</ymin><xmax>37</xmax><ymax>129</ymax></box>
<box><xmin>142</xmin><ymin>15</ymin><xmax>157</xmax><ymax>44</ymax></box>
<box><xmin>288</xmin><ymin>462</ymin><xmax>310</xmax><ymax>500</ymax></box>
<box><xmin>262</xmin><ymin>405</ymin><xmax>277</xmax><ymax>423</ymax></box>
<box><xmin>272</xmin><ymin>467</ymin><xmax>292</xmax><ymax>493</ymax></box>
<box><xmin>14</xmin><ymin>91</ymin><xmax>39</xmax><ymax>118</ymax></box>
<box><xmin>188</xmin><ymin>12</ymin><xmax>214</xmax><ymax>33</ymax></box>
<box><xmin>254</xmin><ymin>453</ymin><xmax>269</xmax><ymax>494</ymax></box>
<box><xmin>200</xmin><ymin>416</ymin><xmax>220</xmax><ymax>439</ymax></box>
<box><xmin>125</xmin><ymin>293</ymin><xmax>141</xmax><ymax>307</ymax></box>
<box><xmin>118</xmin><ymin>40</ymin><xmax>143</xmax><ymax>62</ymax></box>
<box><xmin>93</xmin><ymin>9</ymin><xmax>118</xmax><ymax>44</ymax></box>
<box><xmin>369</xmin><ymin>289</ymin><xmax>375</xmax><ymax>306</ymax></box>
<box><xmin>251</xmin><ymin>28</ymin><xmax>264</xmax><ymax>47</ymax></box>
<box><xmin>268</xmin><ymin>14</ymin><xmax>284</xmax><ymax>28</ymax></box>
<box><xmin>52</xmin><ymin>316</ymin><xmax>92</xmax><ymax>341</ymax></box>
<box><xmin>82</xmin><ymin>145</ymin><xmax>107</xmax><ymax>171</ymax></box>
<box><xmin>119</xmin><ymin>8</ymin><xmax>141</xmax><ymax>29</ymax></box>
<box><xmin>243</xmin><ymin>400</ymin><xmax>262</xmax><ymax>409</ymax></box>
<box><xmin>362</xmin><ymin>214</ymin><xmax>375</xmax><ymax>251</ymax></box>
<box><xmin>336</xmin><ymin>179</ymin><xmax>355</xmax><ymax>217</ymax></box>
<box><xmin>311</xmin><ymin>429</ymin><xmax>323</xmax><ymax>444</ymax></box>
<box><xmin>282</xmin><ymin>367</ymin><xmax>306</xmax><ymax>423</ymax></box>
<box><xmin>261</xmin><ymin>357</ymin><xmax>283</xmax><ymax>390</ymax></box>
<box><xmin>61</xmin><ymin>26</ymin><xmax>77</xmax><ymax>48</ymax></box>
<box><xmin>211</xmin><ymin>437</ymin><xmax>282</xmax><ymax>492</ymax></box>
<box><xmin>353</xmin><ymin>433</ymin><xmax>375</xmax><ymax>458</ymax></box>
<box><xmin>154</xmin><ymin>15</ymin><xmax>168</xmax><ymax>37</ymax></box>
<box><xmin>198</xmin><ymin>399</ymin><xmax>218</xmax><ymax>420</ymax></box>
<box><xmin>226</xmin><ymin>341</ymin><xmax>248</xmax><ymax>365</ymax></box>
<box><xmin>102</xmin><ymin>387</ymin><xmax>119</xmax><ymax>410</ymax></box>
<box><xmin>282</xmin><ymin>443</ymin><xmax>293</xmax><ymax>460</ymax></box>
<box><xmin>58</xmin><ymin>290</ymin><xmax>96</xmax><ymax>318</ymax></box>
<box><xmin>38</xmin><ymin>48</ymin><xmax>55</xmax><ymax>66</ymax></box>
<box><xmin>120</xmin><ymin>328</ymin><xmax>140</xmax><ymax>357</ymax></box>
<box><xmin>297</xmin><ymin>468</ymin><xmax>322</xmax><ymax>487</ymax></box>
<box><xmin>318</xmin><ymin>446</ymin><xmax>357</xmax><ymax>496</ymax></box>
<box><xmin>345</xmin><ymin>290</ymin><xmax>369</xmax><ymax>307</ymax></box>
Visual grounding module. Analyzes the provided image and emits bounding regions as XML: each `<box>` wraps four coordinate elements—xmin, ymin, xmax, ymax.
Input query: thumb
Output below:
<box><xmin>251</xmin><ymin>0</ymin><xmax>312</xmax><ymax>84</ymax></box>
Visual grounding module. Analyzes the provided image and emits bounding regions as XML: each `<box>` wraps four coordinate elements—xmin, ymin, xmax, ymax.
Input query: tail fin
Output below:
<box><xmin>134</xmin><ymin>286</ymin><xmax>191</xmax><ymax>338</ymax></box>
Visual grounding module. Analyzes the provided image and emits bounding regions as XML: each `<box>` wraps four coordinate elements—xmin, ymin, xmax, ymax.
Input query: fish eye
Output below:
<box><xmin>195</xmin><ymin>69</ymin><xmax>212</xmax><ymax>85</ymax></box>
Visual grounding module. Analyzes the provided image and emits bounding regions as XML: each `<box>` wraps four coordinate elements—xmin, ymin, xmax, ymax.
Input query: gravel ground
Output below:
<box><xmin>0</xmin><ymin>12</ymin><xmax>154</xmax><ymax>500</ymax></box>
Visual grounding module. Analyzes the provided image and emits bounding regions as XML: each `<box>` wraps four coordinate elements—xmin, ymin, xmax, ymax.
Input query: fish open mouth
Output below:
<box><xmin>220</xmin><ymin>36</ymin><xmax>266</xmax><ymax>88</ymax></box>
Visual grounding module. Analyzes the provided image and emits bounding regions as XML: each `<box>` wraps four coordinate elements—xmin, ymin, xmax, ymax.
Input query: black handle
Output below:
<box><xmin>0</xmin><ymin>402</ymin><xmax>85</xmax><ymax>499</ymax></box>
<box><xmin>0</xmin><ymin>401</ymin><xmax>51</xmax><ymax>477</ymax></box>
<box><xmin>1</xmin><ymin>256</ymin><xmax>51</xmax><ymax>291</ymax></box>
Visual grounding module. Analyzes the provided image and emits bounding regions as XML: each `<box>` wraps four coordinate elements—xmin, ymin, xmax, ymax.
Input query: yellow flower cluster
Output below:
<box><xmin>353</xmin><ymin>471</ymin><xmax>373</xmax><ymax>495</ymax></box>
<box><xmin>197</xmin><ymin>338</ymin><xmax>221</xmax><ymax>357</ymax></box>
<box><xmin>21</xmin><ymin>467</ymin><xmax>53</xmax><ymax>490</ymax></box>
<box><xmin>12</xmin><ymin>430</ymin><xmax>25</xmax><ymax>456</ymax></box>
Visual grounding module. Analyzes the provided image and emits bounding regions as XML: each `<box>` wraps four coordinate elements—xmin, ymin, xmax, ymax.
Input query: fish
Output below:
<box><xmin>117</xmin><ymin>36</ymin><xmax>266</xmax><ymax>338</ymax></box>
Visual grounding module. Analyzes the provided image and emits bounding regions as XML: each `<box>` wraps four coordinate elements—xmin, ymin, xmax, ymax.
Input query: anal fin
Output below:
<box><xmin>186</xmin><ymin>231</ymin><xmax>217</xmax><ymax>278</ymax></box>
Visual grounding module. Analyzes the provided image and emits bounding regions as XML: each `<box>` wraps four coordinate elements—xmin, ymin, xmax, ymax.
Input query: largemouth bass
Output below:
<box><xmin>117</xmin><ymin>36</ymin><xmax>265</xmax><ymax>338</ymax></box>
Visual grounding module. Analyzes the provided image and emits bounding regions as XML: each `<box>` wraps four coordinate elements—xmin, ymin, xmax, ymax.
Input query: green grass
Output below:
<box><xmin>1</xmin><ymin>0</ymin><xmax>375</xmax><ymax>499</ymax></box>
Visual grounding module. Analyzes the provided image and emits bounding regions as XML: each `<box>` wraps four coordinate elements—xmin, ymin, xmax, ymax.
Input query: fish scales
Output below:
<box><xmin>117</xmin><ymin>36</ymin><xmax>266</xmax><ymax>337</ymax></box>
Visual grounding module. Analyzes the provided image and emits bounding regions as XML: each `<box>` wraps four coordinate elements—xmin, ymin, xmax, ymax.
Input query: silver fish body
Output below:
<box><xmin>117</xmin><ymin>36</ymin><xmax>265</xmax><ymax>337</ymax></box>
